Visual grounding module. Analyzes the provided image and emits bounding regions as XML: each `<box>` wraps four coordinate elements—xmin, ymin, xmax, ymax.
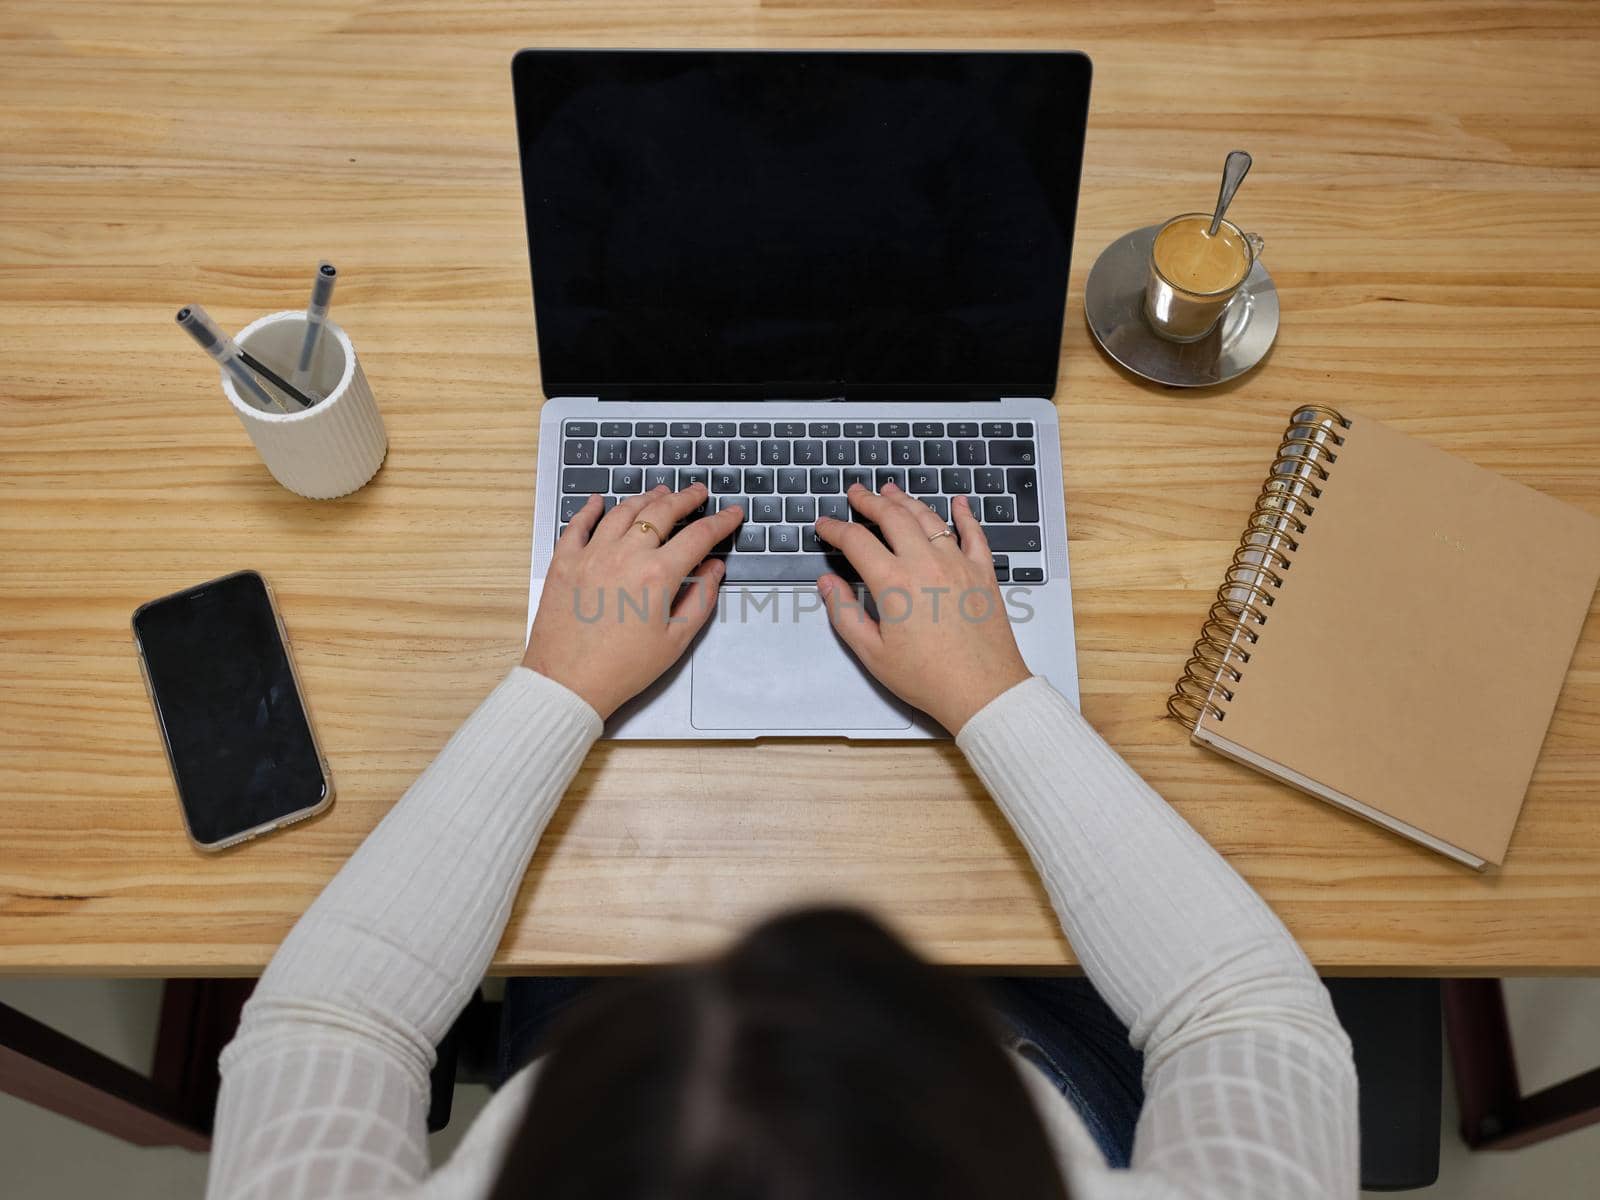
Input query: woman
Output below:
<box><xmin>207</xmin><ymin>482</ymin><xmax>1357</xmax><ymax>1199</ymax></box>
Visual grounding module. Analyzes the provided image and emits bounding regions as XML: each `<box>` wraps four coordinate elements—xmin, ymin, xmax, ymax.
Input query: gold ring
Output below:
<box><xmin>633</xmin><ymin>519</ymin><xmax>664</xmax><ymax>546</ymax></box>
<box><xmin>928</xmin><ymin>528</ymin><xmax>956</xmax><ymax>544</ymax></box>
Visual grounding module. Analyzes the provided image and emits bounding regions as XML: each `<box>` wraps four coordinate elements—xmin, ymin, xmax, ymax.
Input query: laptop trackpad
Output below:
<box><xmin>690</xmin><ymin>588</ymin><xmax>912</xmax><ymax>732</ymax></box>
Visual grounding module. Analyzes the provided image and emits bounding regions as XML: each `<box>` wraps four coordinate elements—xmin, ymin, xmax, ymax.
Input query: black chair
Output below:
<box><xmin>1326</xmin><ymin>978</ymin><xmax>1441</xmax><ymax>1190</ymax></box>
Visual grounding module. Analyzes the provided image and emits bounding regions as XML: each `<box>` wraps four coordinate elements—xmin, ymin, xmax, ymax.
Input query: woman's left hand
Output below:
<box><xmin>523</xmin><ymin>484</ymin><xmax>744</xmax><ymax>718</ymax></box>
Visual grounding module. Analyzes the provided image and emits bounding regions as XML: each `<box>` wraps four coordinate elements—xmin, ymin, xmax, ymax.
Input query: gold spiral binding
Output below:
<box><xmin>1165</xmin><ymin>406</ymin><xmax>1351</xmax><ymax>729</ymax></box>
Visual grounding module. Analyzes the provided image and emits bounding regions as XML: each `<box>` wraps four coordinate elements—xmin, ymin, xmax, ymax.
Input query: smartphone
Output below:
<box><xmin>132</xmin><ymin>570</ymin><xmax>332</xmax><ymax>851</ymax></box>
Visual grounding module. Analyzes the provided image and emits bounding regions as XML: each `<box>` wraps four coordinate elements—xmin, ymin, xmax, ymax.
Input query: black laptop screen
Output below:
<box><xmin>512</xmin><ymin>50</ymin><xmax>1091</xmax><ymax>400</ymax></box>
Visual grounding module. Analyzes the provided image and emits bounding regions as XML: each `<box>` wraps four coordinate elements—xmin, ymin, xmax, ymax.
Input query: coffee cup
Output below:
<box><xmin>1143</xmin><ymin>213</ymin><xmax>1265</xmax><ymax>342</ymax></box>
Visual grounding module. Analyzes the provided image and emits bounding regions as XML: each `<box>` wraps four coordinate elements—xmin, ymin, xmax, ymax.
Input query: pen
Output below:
<box><xmin>292</xmin><ymin>261</ymin><xmax>338</xmax><ymax>396</ymax></box>
<box><xmin>238</xmin><ymin>349</ymin><xmax>319</xmax><ymax>410</ymax></box>
<box><xmin>175</xmin><ymin>305</ymin><xmax>293</xmax><ymax>415</ymax></box>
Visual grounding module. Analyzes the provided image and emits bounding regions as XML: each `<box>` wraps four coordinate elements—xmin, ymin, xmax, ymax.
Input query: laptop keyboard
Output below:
<box><xmin>555</xmin><ymin>419</ymin><xmax>1046</xmax><ymax>584</ymax></box>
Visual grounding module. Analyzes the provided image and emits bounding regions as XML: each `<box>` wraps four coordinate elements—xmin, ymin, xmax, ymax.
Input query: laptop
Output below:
<box><xmin>513</xmin><ymin>49</ymin><xmax>1090</xmax><ymax>739</ymax></box>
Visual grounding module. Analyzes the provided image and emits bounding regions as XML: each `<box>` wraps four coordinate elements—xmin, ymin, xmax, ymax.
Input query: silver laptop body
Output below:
<box><xmin>514</xmin><ymin>49</ymin><xmax>1092</xmax><ymax>738</ymax></box>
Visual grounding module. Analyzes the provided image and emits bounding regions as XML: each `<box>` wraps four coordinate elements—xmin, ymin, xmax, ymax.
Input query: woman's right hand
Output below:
<box><xmin>814</xmin><ymin>483</ymin><xmax>1032</xmax><ymax>734</ymax></box>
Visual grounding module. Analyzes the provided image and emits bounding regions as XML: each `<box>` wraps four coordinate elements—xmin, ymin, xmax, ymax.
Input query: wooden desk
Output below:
<box><xmin>3</xmin><ymin>1</ymin><xmax>1599</xmax><ymax>978</ymax></box>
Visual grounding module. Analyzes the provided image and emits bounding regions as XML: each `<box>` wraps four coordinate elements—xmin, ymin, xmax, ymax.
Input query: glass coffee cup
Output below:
<box><xmin>1144</xmin><ymin>213</ymin><xmax>1265</xmax><ymax>342</ymax></box>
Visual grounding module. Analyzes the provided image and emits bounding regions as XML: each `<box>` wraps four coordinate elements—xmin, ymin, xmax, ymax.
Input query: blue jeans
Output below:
<box><xmin>499</xmin><ymin>976</ymin><xmax>1144</xmax><ymax>1167</ymax></box>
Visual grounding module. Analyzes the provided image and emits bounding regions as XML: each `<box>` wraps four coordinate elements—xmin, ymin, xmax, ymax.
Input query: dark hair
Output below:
<box><xmin>490</xmin><ymin>907</ymin><xmax>1068</xmax><ymax>1199</ymax></box>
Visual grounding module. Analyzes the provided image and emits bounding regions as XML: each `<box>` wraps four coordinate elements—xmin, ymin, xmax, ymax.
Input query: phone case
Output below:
<box><xmin>131</xmin><ymin>570</ymin><xmax>335</xmax><ymax>852</ymax></box>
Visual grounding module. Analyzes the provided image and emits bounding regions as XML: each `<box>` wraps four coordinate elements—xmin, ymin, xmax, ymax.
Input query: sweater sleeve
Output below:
<box><xmin>957</xmin><ymin>677</ymin><xmax>1359</xmax><ymax>1199</ymax></box>
<box><xmin>206</xmin><ymin>667</ymin><xmax>602</xmax><ymax>1200</ymax></box>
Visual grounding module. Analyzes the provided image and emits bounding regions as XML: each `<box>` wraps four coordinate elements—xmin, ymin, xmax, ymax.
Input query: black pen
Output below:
<box><xmin>292</xmin><ymin>261</ymin><xmax>338</xmax><ymax>397</ymax></box>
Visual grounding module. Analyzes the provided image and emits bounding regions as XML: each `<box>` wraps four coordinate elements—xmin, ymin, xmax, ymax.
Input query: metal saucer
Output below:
<box><xmin>1084</xmin><ymin>223</ymin><xmax>1278</xmax><ymax>388</ymax></box>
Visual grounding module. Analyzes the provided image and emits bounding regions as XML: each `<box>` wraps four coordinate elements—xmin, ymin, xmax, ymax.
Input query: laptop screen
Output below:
<box><xmin>513</xmin><ymin>50</ymin><xmax>1091</xmax><ymax>401</ymax></box>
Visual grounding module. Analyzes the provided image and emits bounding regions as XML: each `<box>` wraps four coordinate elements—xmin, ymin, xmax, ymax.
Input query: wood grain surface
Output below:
<box><xmin>3</xmin><ymin>1</ymin><xmax>1599</xmax><ymax>975</ymax></box>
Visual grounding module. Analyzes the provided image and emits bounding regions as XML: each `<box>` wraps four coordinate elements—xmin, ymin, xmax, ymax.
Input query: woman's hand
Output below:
<box><xmin>815</xmin><ymin>483</ymin><xmax>1031</xmax><ymax>734</ymax></box>
<box><xmin>523</xmin><ymin>484</ymin><xmax>744</xmax><ymax>719</ymax></box>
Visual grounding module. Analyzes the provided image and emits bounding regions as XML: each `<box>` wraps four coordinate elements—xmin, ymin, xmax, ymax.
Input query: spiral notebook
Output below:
<box><xmin>1167</xmin><ymin>406</ymin><xmax>1600</xmax><ymax>869</ymax></box>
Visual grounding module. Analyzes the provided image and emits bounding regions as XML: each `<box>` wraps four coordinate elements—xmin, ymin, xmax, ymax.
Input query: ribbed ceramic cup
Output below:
<box><xmin>220</xmin><ymin>311</ymin><xmax>387</xmax><ymax>499</ymax></box>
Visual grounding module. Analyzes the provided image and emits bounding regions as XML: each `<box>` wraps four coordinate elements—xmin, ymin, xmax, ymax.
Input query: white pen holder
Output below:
<box><xmin>220</xmin><ymin>310</ymin><xmax>387</xmax><ymax>499</ymax></box>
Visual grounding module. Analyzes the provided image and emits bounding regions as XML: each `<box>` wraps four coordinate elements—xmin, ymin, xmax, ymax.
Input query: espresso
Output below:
<box><xmin>1152</xmin><ymin>216</ymin><xmax>1251</xmax><ymax>295</ymax></box>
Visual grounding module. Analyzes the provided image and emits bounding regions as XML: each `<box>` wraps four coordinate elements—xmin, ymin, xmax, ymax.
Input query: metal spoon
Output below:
<box><xmin>1207</xmin><ymin>150</ymin><xmax>1252</xmax><ymax>237</ymax></box>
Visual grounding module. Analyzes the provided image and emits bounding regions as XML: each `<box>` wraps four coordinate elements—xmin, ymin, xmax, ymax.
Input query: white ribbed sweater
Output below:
<box><xmin>207</xmin><ymin>670</ymin><xmax>1357</xmax><ymax>1199</ymax></box>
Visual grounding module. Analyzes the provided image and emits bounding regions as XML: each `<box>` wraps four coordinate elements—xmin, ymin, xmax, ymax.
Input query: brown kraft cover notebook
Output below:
<box><xmin>1167</xmin><ymin>406</ymin><xmax>1600</xmax><ymax>869</ymax></box>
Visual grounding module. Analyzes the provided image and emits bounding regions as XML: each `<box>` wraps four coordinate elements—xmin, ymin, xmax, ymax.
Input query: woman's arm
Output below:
<box><xmin>817</xmin><ymin>485</ymin><xmax>1358</xmax><ymax>1199</ymax></box>
<box><xmin>959</xmin><ymin>680</ymin><xmax>1357</xmax><ymax>1199</ymax></box>
<box><xmin>208</xmin><ymin>484</ymin><xmax>743</xmax><ymax>1200</ymax></box>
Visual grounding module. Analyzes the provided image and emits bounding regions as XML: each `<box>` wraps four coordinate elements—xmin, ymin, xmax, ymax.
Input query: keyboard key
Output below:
<box><xmin>802</xmin><ymin>526</ymin><xmax>823</xmax><ymax>553</ymax></box>
<box><xmin>994</xmin><ymin>563</ymin><xmax>1010</xmax><ymax>583</ymax></box>
<box><xmin>818</xmin><ymin>495</ymin><xmax>850</xmax><ymax>522</ymax></box>
<box><xmin>859</xmin><ymin>440</ymin><xmax>889</xmax><ymax>466</ymax></box>
<box><xmin>711</xmin><ymin>468</ymin><xmax>741</xmax><ymax>493</ymax></box>
<box><xmin>983</xmin><ymin>525</ymin><xmax>1043</xmax><ymax>553</ymax></box>
<box><xmin>724</xmin><ymin>553</ymin><xmax>859</xmax><ymax>584</ymax></box>
<box><xmin>558</xmin><ymin>522</ymin><xmax>567</xmax><ymax>541</ymax></box>
<box><xmin>562</xmin><ymin>467</ymin><xmax>609</xmax><ymax>493</ymax></box>
<box><xmin>982</xmin><ymin>421</ymin><xmax>1014</xmax><ymax>438</ymax></box>
<box><xmin>989</xmin><ymin>441</ymin><xmax>1036</xmax><ymax>466</ymax></box>
<box><xmin>775</xmin><ymin>421</ymin><xmax>806</xmax><ymax>438</ymax></box>
<box><xmin>564</xmin><ymin>421</ymin><xmax>598</xmax><ymax>438</ymax></box>
<box><xmin>629</xmin><ymin>440</ymin><xmax>661</xmax><ymax>465</ymax></box>
<box><xmin>760</xmin><ymin>440</ymin><xmax>791</xmax><ymax>466</ymax></box>
<box><xmin>729</xmin><ymin>440</ymin><xmax>758</xmax><ymax>465</ymax></box>
<box><xmin>826</xmin><ymin>440</ymin><xmax>856</xmax><ymax>465</ymax></box>
<box><xmin>956</xmin><ymin>440</ymin><xmax>987</xmax><ymax>465</ymax></box>
<box><xmin>891</xmin><ymin>440</ymin><xmax>921</xmax><ymax>465</ymax></box>
<box><xmin>670</xmin><ymin>421</ymin><xmax>702</xmax><ymax>437</ymax></box>
<box><xmin>908</xmin><ymin>467</ymin><xmax>939</xmax><ymax>494</ymax></box>
<box><xmin>844</xmin><ymin>468</ymin><xmax>873</xmax><ymax>491</ymax></box>
<box><xmin>844</xmin><ymin>421</ymin><xmax>874</xmax><ymax>438</ymax></box>
<box><xmin>793</xmin><ymin>440</ymin><xmax>824</xmax><ymax>465</ymax></box>
<box><xmin>705</xmin><ymin>421</ymin><xmax>737</xmax><ymax>438</ymax></box>
<box><xmin>924</xmin><ymin>440</ymin><xmax>954</xmax><ymax>465</ymax></box>
<box><xmin>680</xmin><ymin>467</ymin><xmax>709</xmax><ymax>491</ymax></box>
<box><xmin>991</xmin><ymin>554</ymin><xmax>1009</xmax><ymax>569</ymax></box>
<box><xmin>739</xmin><ymin>421</ymin><xmax>771</xmax><ymax>437</ymax></box>
<box><xmin>975</xmin><ymin>468</ymin><xmax>1006</xmax><ymax>494</ymax></box>
<box><xmin>809</xmin><ymin>422</ymin><xmax>841</xmax><ymax>438</ymax></box>
<box><xmin>940</xmin><ymin>467</ymin><xmax>973</xmax><ymax>493</ymax></box>
<box><xmin>1007</xmin><ymin>468</ymin><xmax>1040</xmax><ymax>521</ymax></box>
<box><xmin>664</xmin><ymin>439</ymin><xmax>694</xmax><ymax>465</ymax></box>
<box><xmin>563</xmin><ymin>440</ymin><xmax>595</xmax><ymax>465</ymax></box>
<box><xmin>635</xmin><ymin>421</ymin><xmax>667</xmax><ymax>438</ymax></box>
<box><xmin>926</xmin><ymin>496</ymin><xmax>949</xmax><ymax>520</ymax></box>
<box><xmin>611</xmin><ymin>467</ymin><xmax>644</xmax><ymax>494</ymax></box>
<box><xmin>695</xmin><ymin>439</ymin><xmax>726</xmax><ymax>465</ymax></box>
<box><xmin>721</xmin><ymin>495</ymin><xmax>750</xmax><ymax>516</ymax></box>
<box><xmin>777</xmin><ymin>468</ymin><xmax>808</xmax><ymax>494</ymax></box>
<box><xmin>785</xmin><ymin>497</ymin><xmax>817</xmax><ymax>523</ymax></box>
<box><xmin>685</xmin><ymin>486</ymin><xmax>710</xmax><ymax>518</ymax></box>
<box><xmin>559</xmin><ymin>495</ymin><xmax>589</xmax><ymax>521</ymax></box>
<box><xmin>947</xmin><ymin>422</ymin><xmax>979</xmax><ymax>438</ymax></box>
<box><xmin>597</xmin><ymin>438</ymin><xmax>628</xmax><ymax>464</ymax></box>
<box><xmin>645</xmin><ymin>467</ymin><xmax>676</xmax><ymax>491</ymax></box>
<box><xmin>984</xmin><ymin>496</ymin><xmax>1017</xmax><ymax>523</ymax></box>
<box><xmin>744</xmin><ymin>468</ymin><xmax>775</xmax><ymax>493</ymax></box>
<box><xmin>736</xmin><ymin>525</ymin><xmax>767</xmax><ymax>552</ymax></box>
<box><xmin>751</xmin><ymin>496</ymin><xmax>784</xmax><ymax>523</ymax></box>
<box><xmin>1017</xmin><ymin>422</ymin><xmax>1034</xmax><ymax>437</ymax></box>
<box><xmin>602</xmin><ymin>496</ymin><xmax>618</xmax><ymax>511</ymax></box>
<box><xmin>913</xmin><ymin>422</ymin><xmax>944</xmax><ymax>437</ymax></box>
<box><xmin>875</xmin><ymin>468</ymin><xmax>906</xmax><ymax>491</ymax></box>
<box><xmin>809</xmin><ymin>467</ymin><xmax>842</xmax><ymax>493</ymax></box>
<box><xmin>1012</xmin><ymin>567</ymin><xmax>1045</xmax><ymax>583</ymax></box>
<box><xmin>768</xmin><ymin>525</ymin><xmax>800</xmax><ymax>552</ymax></box>
<box><xmin>600</xmin><ymin>421</ymin><xmax>631</xmax><ymax>437</ymax></box>
<box><xmin>877</xmin><ymin>422</ymin><xmax>910</xmax><ymax>437</ymax></box>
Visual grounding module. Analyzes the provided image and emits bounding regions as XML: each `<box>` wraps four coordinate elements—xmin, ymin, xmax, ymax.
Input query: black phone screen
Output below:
<box><xmin>133</xmin><ymin>571</ymin><xmax>327</xmax><ymax>846</ymax></box>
